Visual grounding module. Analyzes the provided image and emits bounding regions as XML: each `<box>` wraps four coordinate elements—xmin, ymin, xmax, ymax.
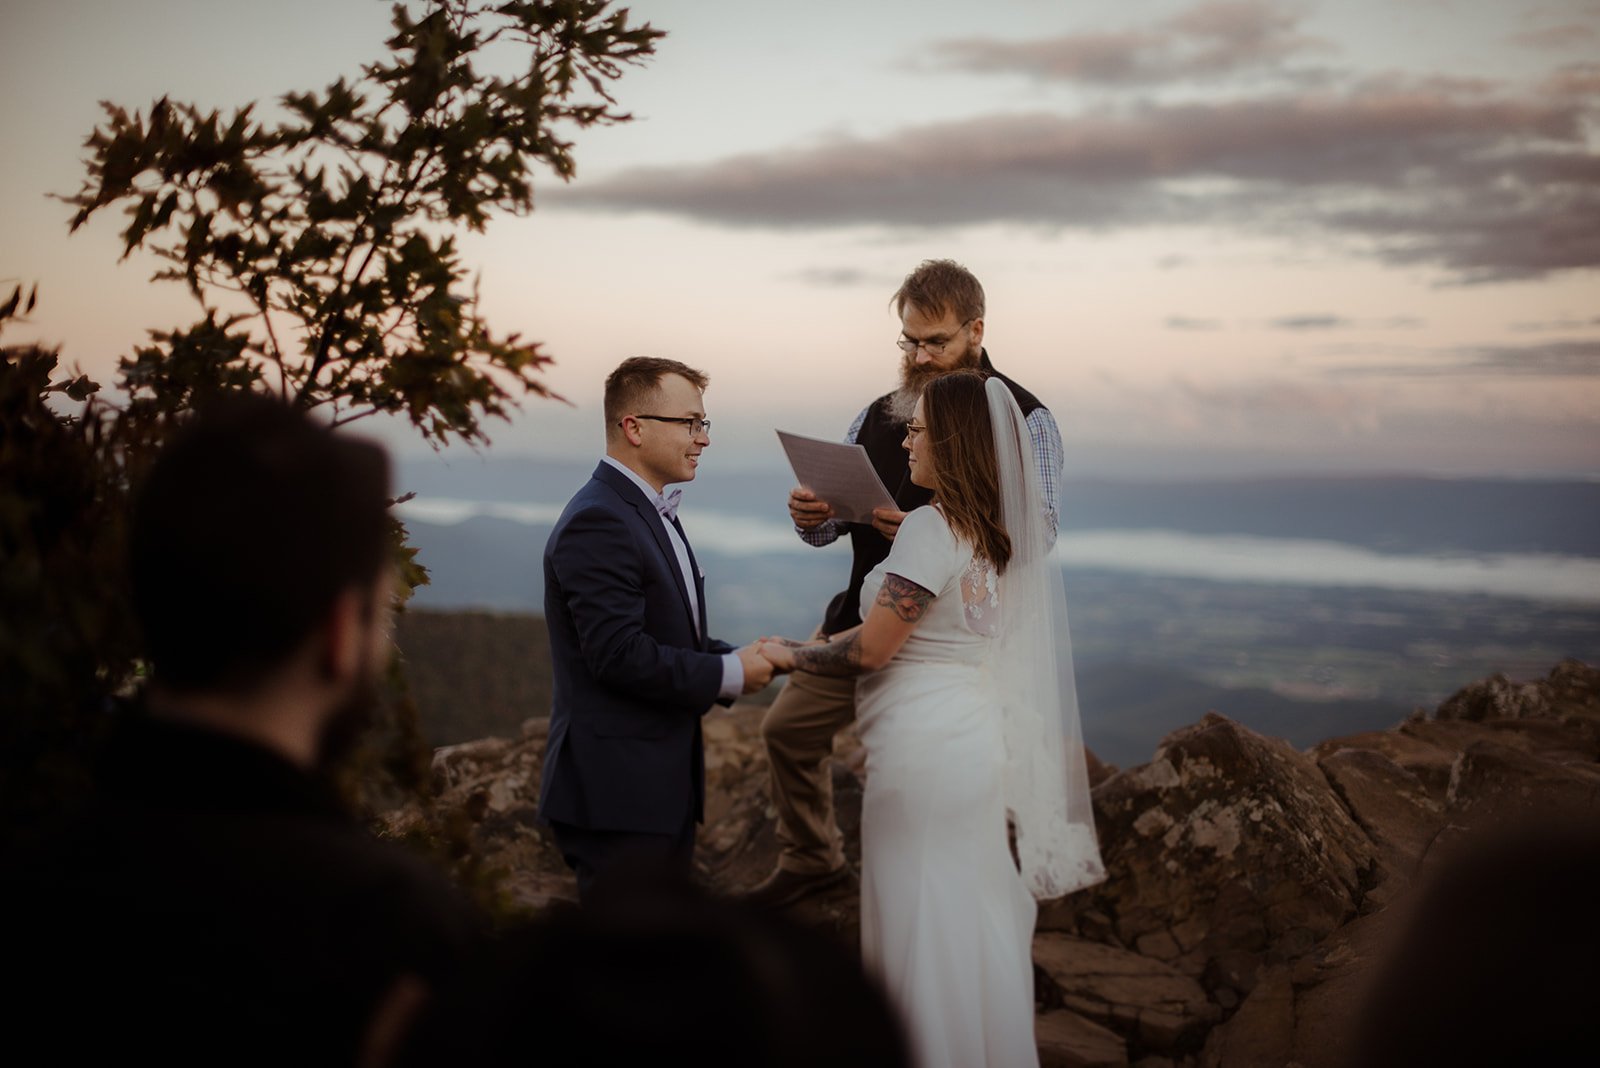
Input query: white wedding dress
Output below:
<box><xmin>855</xmin><ymin>505</ymin><xmax>1042</xmax><ymax>1068</ymax></box>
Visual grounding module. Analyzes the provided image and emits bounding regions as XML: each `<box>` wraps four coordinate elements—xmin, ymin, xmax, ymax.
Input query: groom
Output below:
<box><xmin>538</xmin><ymin>357</ymin><xmax>775</xmax><ymax>901</ymax></box>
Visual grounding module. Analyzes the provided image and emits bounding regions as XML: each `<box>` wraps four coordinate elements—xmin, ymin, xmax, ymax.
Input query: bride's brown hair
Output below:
<box><xmin>921</xmin><ymin>370</ymin><xmax>1013</xmax><ymax>574</ymax></box>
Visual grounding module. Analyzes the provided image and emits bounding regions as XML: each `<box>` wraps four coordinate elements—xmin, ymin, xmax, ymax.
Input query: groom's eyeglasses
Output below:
<box><xmin>632</xmin><ymin>414</ymin><xmax>712</xmax><ymax>434</ymax></box>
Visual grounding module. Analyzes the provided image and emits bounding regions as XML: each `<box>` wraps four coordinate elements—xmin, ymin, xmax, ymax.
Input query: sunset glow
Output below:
<box><xmin>5</xmin><ymin>0</ymin><xmax>1597</xmax><ymax>477</ymax></box>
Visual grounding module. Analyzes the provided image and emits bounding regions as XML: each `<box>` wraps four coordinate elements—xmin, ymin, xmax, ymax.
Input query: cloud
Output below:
<box><xmin>1168</xmin><ymin>376</ymin><xmax>1383</xmax><ymax>434</ymax></box>
<box><xmin>1546</xmin><ymin>62</ymin><xmax>1600</xmax><ymax>96</ymax></box>
<box><xmin>553</xmin><ymin>77</ymin><xmax>1600</xmax><ymax>281</ymax></box>
<box><xmin>926</xmin><ymin>0</ymin><xmax>1327</xmax><ymax>86</ymax></box>
<box><xmin>1269</xmin><ymin>314</ymin><xmax>1348</xmax><ymax>330</ymax></box>
<box><xmin>1325</xmin><ymin>340</ymin><xmax>1600</xmax><ymax>377</ymax></box>
<box><xmin>1166</xmin><ymin>316</ymin><xmax>1224</xmax><ymax>330</ymax></box>
<box><xmin>1513</xmin><ymin>23</ymin><xmax>1599</xmax><ymax>51</ymax></box>
<box><xmin>1267</xmin><ymin>315</ymin><xmax>1423</xmax><ymax>331</ymax></box>
<box><xmin>1509</xmin><ymin>316</ymin><xmax>1600</xmax><ymax>332</ymax></box>
<box><xmin>788</xmin><ymin>267</ymin><xmax>878</xmax><ymax>288</ymax></box>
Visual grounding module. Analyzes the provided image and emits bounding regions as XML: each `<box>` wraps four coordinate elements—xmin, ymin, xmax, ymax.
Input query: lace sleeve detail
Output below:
<box><xmin>961</xmin><ymin>557</ymin><xmax>1001</xmax><ymax>636</ymax></box>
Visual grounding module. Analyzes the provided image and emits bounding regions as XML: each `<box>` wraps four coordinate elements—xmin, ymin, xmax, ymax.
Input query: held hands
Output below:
<box><xmin>736</xmin><ymin>643</ymin><xmax>776</xmax><ymax>694</ymax></box>
<box><xmin>759</xmin><ymin>641</ymin><xmax>797</xmax><ymax>674</ymax></box>
<box><xmin>753</xmin><ymin>635</ymin><xmax>824</xmax><ymax>675</ymax></box>
<box><xmin>788</xmin><ymin>486</ymin><xmax>834</xmax><ymax>530</ymax></box>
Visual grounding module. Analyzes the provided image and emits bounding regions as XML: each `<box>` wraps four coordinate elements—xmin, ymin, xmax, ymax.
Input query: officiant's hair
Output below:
<box><xmin>130</xmin><ymin>393</ymin><xmax>391</xmax><ymax>695</ymax></box>
<box><xmin>604</xmin><ymin>357</ymin><xmax>709</xmax><ymax>436</ymax></box>
<box><xmin>891</xmin><ymin>258</ymin><xmax>985</xmax><ymax>324</ymax></box>
<box><xmin>922</xmin><ymin>370</ymin><xmax>1012</xmax><ymax>572</ymax></box>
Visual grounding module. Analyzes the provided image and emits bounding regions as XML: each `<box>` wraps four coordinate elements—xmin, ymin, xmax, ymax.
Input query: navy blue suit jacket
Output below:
<box><xmin>536</xmin><ymin>462</ymin><xmax>734</xmax><ymax>835</ymax></box>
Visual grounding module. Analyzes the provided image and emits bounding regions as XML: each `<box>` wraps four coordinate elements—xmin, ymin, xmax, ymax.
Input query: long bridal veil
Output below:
<box><xmin>986</xmin><ymin>377</ymin><xmax>1106</xmax><ymax>899</ymax></box>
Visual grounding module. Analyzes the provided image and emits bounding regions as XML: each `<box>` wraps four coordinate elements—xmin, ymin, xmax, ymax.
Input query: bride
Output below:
<box><xmin>759</xmin><ymin>370</ymin><xmax>1105</xmax><ymax>1068</ymax></box>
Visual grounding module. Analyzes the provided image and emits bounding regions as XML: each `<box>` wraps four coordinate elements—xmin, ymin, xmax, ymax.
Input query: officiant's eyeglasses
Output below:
<box><xmin>632</xmin><ymin>414</ymin><xmax>712</xmax><ymax>434</ymax></box>
<box><xmin>896</xmin><ymin>318</ymin><xmax>974</xmax><ymax>357</ymax></box>
<box><xmin>904</xmin><ymin>422</ymin><xmax>927</xmax><ymax>438</ymax></box>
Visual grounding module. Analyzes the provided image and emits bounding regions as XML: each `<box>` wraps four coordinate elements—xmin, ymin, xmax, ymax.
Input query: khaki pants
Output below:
<box><xmin>759</xmin><ymin>668</ymin><xmax>858</xmax><ymax>875</ymax></box>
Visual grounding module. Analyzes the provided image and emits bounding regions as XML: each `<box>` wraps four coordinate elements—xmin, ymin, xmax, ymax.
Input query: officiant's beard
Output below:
<box><xmin>889</xmin><ymin>347</ymin><xmax>981</xmax><ymax>422</ymax></box>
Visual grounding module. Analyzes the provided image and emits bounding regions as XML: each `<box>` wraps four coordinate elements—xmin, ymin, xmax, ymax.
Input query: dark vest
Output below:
<box><xmin>819</xmin><ymin>352</ymin><xmax>1045</xmax><ymax>635</ymax></box>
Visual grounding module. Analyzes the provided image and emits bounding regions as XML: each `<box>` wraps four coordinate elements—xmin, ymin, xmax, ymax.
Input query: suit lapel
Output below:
<box><xmin>593</xmin><ymin>463</ymin><xmax>700</xmax><ymax>644</ymax></box>
<box><xmin>670</xmin><ymin>512</ymin><xmax>709</xmax><ymax>647</ymax></box>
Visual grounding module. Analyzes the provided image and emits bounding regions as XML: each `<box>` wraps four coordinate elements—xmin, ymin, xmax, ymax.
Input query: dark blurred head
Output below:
<box><xmin>394</xmin><ymin>875</ymin><xmax>912</xmax><ymax>1068</ymax></box>
<box><xmin>1346</xmin><ymin>814</ymin><xmax>1600</xmax><ymax>1067</ymax></box>
<box><xmin>130</xmin><ymin>394</ymin><xmax>391</xmax><ymax>697</ymax></box>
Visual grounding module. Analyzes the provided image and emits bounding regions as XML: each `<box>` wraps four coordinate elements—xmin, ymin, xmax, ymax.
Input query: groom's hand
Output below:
<box><xmin>737</xmin><ymin>643</ymin><xmax>776</xmax><ymax>693</ymax></box>
<box><xmin>757</xmin><ymin>640</ymin><xmax>798</xmax><ymax>674</ymax></box>
<box><xmin>789</xmin><ymin>486</ymin><xmax>834</xmax><ymax>530</ymax></box>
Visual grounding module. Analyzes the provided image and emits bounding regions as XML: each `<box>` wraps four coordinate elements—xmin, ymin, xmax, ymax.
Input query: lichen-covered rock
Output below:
<box><xmin>1199</xmin><ymin>908</ymin><xmax>1396</xmax><ymax>1068</ymax></box>
<box><xmin>1307</xmin><ymin>725</ymin><xmax>1463</xmax><ymax>800</ymax></box>
<box><xmin>1436</xmin><ymin>658</ymin><xmax>1600</xmax><ymax>723</ymax></box>
<box><xmin>380</xmin><ymin>658</ymin><xmax>1600</xmax><ymax>1063</ymax></box>
<box><xmin>1196</xmin><ymin>965</ymin><xmax>1293</xmax><ymax>1068</ymax></box>
<box><xmin>1446</xmin><ymin>738</ymin><xmax>1600</xmax><ymax>827</ymax></box>
<box><xmin>1036</xmin><ymin>1007</ymin><xmax>1129</xmax><ymax>1068</ymax></box>
<box><xmin>1316</xmin><ymin>748</ymin><xmax>1443</xmax><ymax>879</ymax></box>
<box><xmin>1034</xmin><ymin>934</ymin><xmax>1218</xmax><ymax>1056</ymax></box>
<box><xmin>1071</xmin><ymin>714</ymin><xmax>1378</xmax><ymax>1004</ymax></box>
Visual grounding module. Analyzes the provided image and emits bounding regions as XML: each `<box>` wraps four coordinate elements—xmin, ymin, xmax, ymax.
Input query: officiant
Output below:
<box><xmin>743</xmin><ymin>258</ymin><xmax>1064</xmax><ymax>909</ymax></box>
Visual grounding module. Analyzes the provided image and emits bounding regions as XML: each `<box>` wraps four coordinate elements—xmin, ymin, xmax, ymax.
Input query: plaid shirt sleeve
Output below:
<box><xmin>1026</xmin><ymin>406</ymin><xmax>1063</xmax><ymax>544</ymax></box>
<box><xmin>796</xmin><ymin>404</ymin><xmax>871</xmax><ymax>547</ymax></box>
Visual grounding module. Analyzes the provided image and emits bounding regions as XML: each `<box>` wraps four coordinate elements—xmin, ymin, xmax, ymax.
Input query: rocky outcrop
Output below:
<box><xmin>382</xmin><ymin>659</ymin><xmax>1600</xmax><ymax>1066</ymax></box>
<box><xmin>1034</xmin><ymin>934</ymin><xmax>1218</xmax><ymax>1056</ymax></box>
<box><xmin>1199</xmin><ymin>658</ymin><xmax>1600</xmax><ymax>1065</ymax></box>
<box><xmin>1045</xmin><ymin>714</ymin><xmax>1378</xmax><ymax>1013</ymax></box>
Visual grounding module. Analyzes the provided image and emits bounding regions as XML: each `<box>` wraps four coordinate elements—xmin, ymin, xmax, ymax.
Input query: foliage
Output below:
<box><xmin>3</xmin><ymin>0</ymin><xmax>662</xmax><ymax>849</ymax></box>
<box><xmin>0</xmin><ymin>284</ymin><xmax>158</xmax><ymax>842</ymax></box>
<box><xmin>61</xmin><ymin>0</ymin><xmax>661</xmax><ymax>445</ymax></box>
<box><xmin>395</xmin><ymin>608</ymin><xmax>554</xmax><ymax>745</ymax></box>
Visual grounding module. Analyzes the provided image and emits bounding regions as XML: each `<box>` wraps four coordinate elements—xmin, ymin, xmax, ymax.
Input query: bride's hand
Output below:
<box><xmin>758</xmin><ymin>640</ymin><xmax>798</xmax><ymax>674</ymax></box>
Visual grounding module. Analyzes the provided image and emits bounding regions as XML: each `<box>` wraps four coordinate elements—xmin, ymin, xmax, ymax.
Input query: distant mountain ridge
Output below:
<box><xmin>397</xmin><ymin>455</ymin><xmax>1600</xmax><ymax>556</ymax></box>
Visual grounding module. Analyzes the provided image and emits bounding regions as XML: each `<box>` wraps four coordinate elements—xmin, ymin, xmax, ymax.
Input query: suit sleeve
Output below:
<box><xmin>549</xmin><ymin>504</ymin><xmax>725</xmax><ymax>709</ymax></box>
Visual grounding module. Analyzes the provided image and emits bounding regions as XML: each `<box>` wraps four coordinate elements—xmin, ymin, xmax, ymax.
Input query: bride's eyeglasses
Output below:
<box><xmin>904</xmin><ymin>422</ymin><xmax>927</xmax><ymax>439</ymax></box>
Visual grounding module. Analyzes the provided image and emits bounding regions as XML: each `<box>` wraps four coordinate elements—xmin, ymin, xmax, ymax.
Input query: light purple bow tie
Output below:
<box><xmin>655</xmin><ymin>487</ymin><xmax>683</xmax><ymax>522</ymax></box>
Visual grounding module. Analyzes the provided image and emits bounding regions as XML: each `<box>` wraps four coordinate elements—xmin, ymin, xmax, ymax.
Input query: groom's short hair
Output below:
<box><xmin>603</xmin><ymin>357</ymin><xmax>709</xmax><ymax>435</ymax></box>
<box><xmin>130</xmin><ymin>393</ymin><xmax>391</xmax><ymax>696</ymax></box>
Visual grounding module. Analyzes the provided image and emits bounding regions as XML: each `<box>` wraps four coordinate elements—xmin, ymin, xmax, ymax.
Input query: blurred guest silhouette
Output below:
<box><xmin>1346</xmin><ymin>814</ymin><xmax>1600</xmax><ymax>1067</ymax></box>
<box><xmin>391</xmin><ymin>869</ymin><xmax>912</xmax><ymax>1068</ymax></box>
<box><xmin>13</xmin><ymin>395</ymin><xmax>483</xmax><ymax>1065</ymax></box>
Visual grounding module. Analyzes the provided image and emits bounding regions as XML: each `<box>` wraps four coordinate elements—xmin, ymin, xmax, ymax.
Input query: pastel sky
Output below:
<box><xmin>4</xmin><ymin>0</ymin><xmax>1598</xmax><ymax>478</ymax></box>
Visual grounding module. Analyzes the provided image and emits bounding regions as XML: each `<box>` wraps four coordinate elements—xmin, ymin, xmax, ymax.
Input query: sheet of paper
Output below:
<box><xmin>776</xmin><ymin>429</ymin><xmax>897</xmax><ymax>525</ymax></box>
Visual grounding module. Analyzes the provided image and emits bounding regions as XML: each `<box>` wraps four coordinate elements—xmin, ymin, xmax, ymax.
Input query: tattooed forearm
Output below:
<box><xmin>876</xmin><ymin>573</ymin><xmax>935</xmax><ymax>623</ymax></box>
<box><xmin>792</xmin><ymin>632</ymin><xmax>865</xmax><ymax>677</ymax></box>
